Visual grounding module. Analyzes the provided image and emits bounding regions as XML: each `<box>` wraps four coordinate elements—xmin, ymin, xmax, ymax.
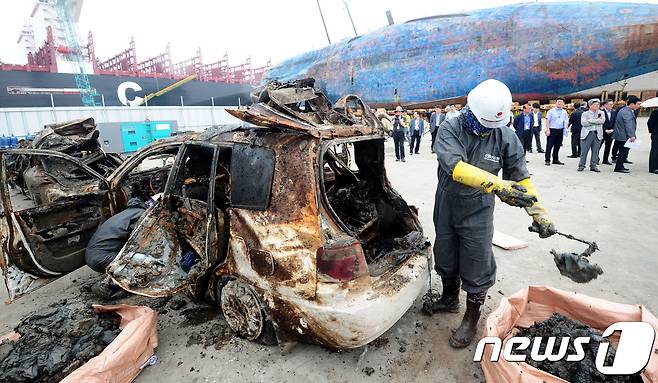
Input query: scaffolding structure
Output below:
<box><xmin>137</xmin><ymin>44</ymin><xmax>173</xmax><ymax>77</ymax></box>
<box><xmin>52</xmin><ymin>0</ymin><xmax>99</xmax><ymax>106</ymax></box>
<box><xmin>4</xmin><ymin>19</ymin><xmax>270</xmax><ymax>87</ymax></box>
<box><xmin>96</xmin><ymin>36</ymin><xmax>137</xmax><ymax>74</ymax></box>
<box><xmin>2</xmin><ymin>25</ymin><xmax>269</xmax><ymax>86</ymax></box>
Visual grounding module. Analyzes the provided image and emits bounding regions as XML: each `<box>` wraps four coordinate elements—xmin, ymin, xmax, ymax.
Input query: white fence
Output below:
<box><xmin>0</xmin><ymin>105</ymin><xmax>244</xmax><ymax>138</ymax></box>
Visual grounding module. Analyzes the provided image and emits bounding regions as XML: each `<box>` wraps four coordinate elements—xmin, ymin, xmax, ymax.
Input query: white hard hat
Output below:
<box><xmin>467</xmin><ymin>79</ymin><xmax>513</xmax><ymax>128</ymax></box>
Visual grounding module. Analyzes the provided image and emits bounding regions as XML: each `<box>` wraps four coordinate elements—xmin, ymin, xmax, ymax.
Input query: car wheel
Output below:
<box><xmin>219</xmin><ymin>278</ymin><xmax>276</xmax><ymax>344</ymax></box>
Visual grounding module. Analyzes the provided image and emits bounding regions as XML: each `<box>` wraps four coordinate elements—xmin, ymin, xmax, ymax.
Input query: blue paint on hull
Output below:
<box><xmin>265</xmin><ymin>2</ymin><xmax>658</xmax><ymax>105</ymax></box>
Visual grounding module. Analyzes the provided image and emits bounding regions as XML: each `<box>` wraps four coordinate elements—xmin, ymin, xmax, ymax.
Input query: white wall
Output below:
<box><xmin>0</xmin><ymin>105</ymin><xmax>244</xmax><ymax>138</ymax></box>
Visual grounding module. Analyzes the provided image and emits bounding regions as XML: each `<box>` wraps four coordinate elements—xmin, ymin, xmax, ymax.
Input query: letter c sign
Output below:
<box><xmin>118</xmin><ymin>81</ymin><xmax>144</xmax><ymax>106</ymax></box>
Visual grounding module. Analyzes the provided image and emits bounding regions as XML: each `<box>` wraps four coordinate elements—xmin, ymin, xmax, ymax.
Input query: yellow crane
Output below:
<box><xmin>133</xmin><ymin>74</ymin><xmax>198</xmax><ymax>106</ymax></box>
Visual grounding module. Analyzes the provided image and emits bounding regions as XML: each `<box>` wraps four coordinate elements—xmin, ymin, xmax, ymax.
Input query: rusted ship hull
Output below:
<box><xmin>264</xmin><ymin>2</ymin><xmax>658</xmax><ymax>106</ymax></box>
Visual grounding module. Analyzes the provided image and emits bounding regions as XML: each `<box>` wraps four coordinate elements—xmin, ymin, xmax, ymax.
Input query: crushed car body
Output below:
<box><xmin>107</xmin><ymin>78</ymin><xmax>432</xmax><ymax>349</ymax></box>
<box><xmin>6</xmin><ymin>118</ymin><xmax>123</xmax><ymax>205</ymax></box>
<box><xmin>0</xmin><ymin>123</ymin><xmax>198</xmax><ymax>300</ymax></box>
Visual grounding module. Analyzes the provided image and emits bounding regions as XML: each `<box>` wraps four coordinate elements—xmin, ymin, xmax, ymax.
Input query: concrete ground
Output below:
<box><xmin>1</xmin><ymin>118</ymin><xmax>656</xmax><ymax>382</ymax></box>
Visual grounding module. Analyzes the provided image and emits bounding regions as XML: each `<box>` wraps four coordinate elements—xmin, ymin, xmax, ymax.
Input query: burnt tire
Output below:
<box><xmin>218</xmin><ymin>278</ymin><xmax>276</xmax><ymax>345</ymax></box>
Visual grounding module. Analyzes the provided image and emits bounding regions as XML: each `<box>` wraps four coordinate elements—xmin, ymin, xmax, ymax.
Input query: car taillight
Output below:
<box><xmin>317</xmin><ymin>241</ymin><xmax>369</xmax><ymax>281</ymax></box>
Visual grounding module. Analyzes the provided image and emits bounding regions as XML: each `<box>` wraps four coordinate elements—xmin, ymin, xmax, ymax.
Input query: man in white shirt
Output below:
<box><xmin>544</xmin><ymin>97</ymin><xmax>569</xmax><ymax>166</ymax></box>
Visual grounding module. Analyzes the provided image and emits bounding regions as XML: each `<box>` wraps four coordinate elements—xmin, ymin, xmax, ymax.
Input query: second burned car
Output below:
<box><xmin>0</xmin><ymin>120</ymin><xmax>196</xmax><ymax>301</ymax></box>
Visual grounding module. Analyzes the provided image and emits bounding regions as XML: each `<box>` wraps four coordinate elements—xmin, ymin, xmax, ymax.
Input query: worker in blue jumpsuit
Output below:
<box><xmin>423</xmin><ymin>79</ymin><xmax>556</xmax><ymax>348</ymax></box>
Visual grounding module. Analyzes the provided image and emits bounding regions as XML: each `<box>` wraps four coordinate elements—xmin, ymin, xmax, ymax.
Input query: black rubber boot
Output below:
<box><xmin>449</xmin><ymin>291</ymin><xmax>487</xmax><ymax>348</ymax></box>
<box><xmin>422</xmin><ymin>277</ymin><xmax>461</xmax><ymax>314</ymax></box>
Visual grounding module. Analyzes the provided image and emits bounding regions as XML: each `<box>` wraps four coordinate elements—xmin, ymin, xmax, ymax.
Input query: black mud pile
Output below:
<box><xmin>0</xmin><ymin>299</ymin><xmax>120</xmax><ymax>382</ymax></box>
<box><xmin>516</xmin><ymin>313</ymin><xmax>643</xmax><ymax>383</ymax></box>
<box><xmin>77</xmin><ymin>276</ymin><xmax>169</xmax><ymax>311</ymax></box>
<box><xmin>179</xmin><ymin>304</ymin><xmax>234</xmax><ymax>350</ymax></box>
<box><xmin>367</xmin><ymin>231</ymin><xmax>430</xmax><ymax>275</ymax></box>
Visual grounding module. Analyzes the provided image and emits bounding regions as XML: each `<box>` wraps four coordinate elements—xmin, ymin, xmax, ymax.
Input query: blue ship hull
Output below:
<box><xmin>265</xmin><ymin>2</ymin><xmax>658</xmax><ymax>106</ymax></box>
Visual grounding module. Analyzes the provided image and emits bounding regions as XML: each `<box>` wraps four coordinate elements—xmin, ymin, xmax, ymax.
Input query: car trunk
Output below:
<box><xmin>319</xmin><ymin>138</ymin><xmax>428</xmax><ymax>279</ymax></box>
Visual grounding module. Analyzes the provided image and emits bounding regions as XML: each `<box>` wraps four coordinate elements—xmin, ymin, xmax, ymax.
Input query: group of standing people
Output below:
<box><xmin>391</xmin><ymin>107</ymin><xmax>428</xmax><ymax>161</ymax></box>
<box><xmin>513</xmin><ymin>95</ymin><xmax>652</xmax><ymax>174</ymax></box>
<box><xmin>394</xmin><ymin>93</ymin><xmax>657</xmax><ymax>175</ymax></box>
<box><xmin>392</xmin><ymin>105</ymin><xmax>463</xmax><ymax>161</ymax></box>
<box><xmin>512</xmin><ymin>103</ymin><xmax>546</xmax><ymax>154</ymax></box>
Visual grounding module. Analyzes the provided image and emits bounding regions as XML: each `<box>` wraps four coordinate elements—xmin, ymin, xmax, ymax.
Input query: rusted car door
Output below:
<box><xmin>107</xmin><ymin>143</ymin><xmax>222</xmax><ymax>297</ymax></box>
<box><xmin>0</xmin><ymin>149</ymin><xmax>110</xmax><ymax>301</ymax></box>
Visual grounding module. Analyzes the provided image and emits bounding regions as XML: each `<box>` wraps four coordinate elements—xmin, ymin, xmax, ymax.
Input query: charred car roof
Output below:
<box><xmin>224</xmin><ymin>78</ymin><xmax>386</xmax><ymax>139</ymax></box>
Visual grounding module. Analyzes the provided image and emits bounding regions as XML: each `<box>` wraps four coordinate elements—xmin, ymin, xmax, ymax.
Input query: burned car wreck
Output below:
<box><xmin>0</xmin><ymin>120</ymin><xmax>197</xmax><ymax>300</ymax></box>
<box><xmin>106</xmin><ymin>79</ymin><xmax>432</xmax><ymax>349</ymax></box>
<box><xmin>5</xmin><ymin>118</ymin><xmax>123</xmax><ymax>206</ymax></box>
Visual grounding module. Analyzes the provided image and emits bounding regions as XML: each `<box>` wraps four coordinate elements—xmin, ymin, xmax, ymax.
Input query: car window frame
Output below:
<box><xmin>0</xmin><ymin>149</ymin><xmax>109</xmax><ymax>203</ymax></box>
<box><xmin>229</xmin><ymin>142</ymin><xmax>276</xmax><ymax>211</ymax></box>
<box><xmin>164</xmin><ymin>142</ymin><xmax>225</xmax><ymax>206</ymax></box>
<box><xmin>317</xmin><ymin>135</ymin><xmax>386</xmax><ymax>236</ymax></box>
<box><xmin>107</xmin><ymin>142</ymin><xmax>183</xmax><ymax>187</ymax></box>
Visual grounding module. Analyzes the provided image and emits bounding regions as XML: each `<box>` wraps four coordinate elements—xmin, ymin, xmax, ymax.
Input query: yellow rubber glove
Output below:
<box><xmin>452</xmin><ymin>161</ymin><xmax>537</xmax><ymax>208</ymax></box>
<box><xmin>518</xmin><ymin>178</ymin><xmax>556</xmax><ymax>238</ymax></box>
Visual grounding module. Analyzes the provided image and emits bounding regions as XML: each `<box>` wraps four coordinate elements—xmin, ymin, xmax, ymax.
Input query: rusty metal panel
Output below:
<box><xmin>226</xmin><ymin>133</ymin><xmax>322</xmax><ymax>301</ymax></box>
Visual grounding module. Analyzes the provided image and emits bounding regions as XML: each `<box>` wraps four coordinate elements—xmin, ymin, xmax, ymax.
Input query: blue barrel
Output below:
<box><xmin>8</xmin><ymin>135</ymin><xmax>18</xmax><ymax>148</ymax></box>
<box><xmin>0</xmin><ymin>136</ymin><xmax>8</xmax><ymax>149</ymax></box>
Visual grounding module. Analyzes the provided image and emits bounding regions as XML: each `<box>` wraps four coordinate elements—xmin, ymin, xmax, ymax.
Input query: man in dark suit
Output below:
<box><xmin>392</xmin><ymin>106</ymin><xmax>408</xmax><ymax>162</ymax></box>
<box><xmin>613</xmin><ymin>95</ymin><xmax>642</xmax><ymax>173</ymax></box>
<box><xmin>513</xmin><ymin>104</ymin><xmax>533</xmax><ymax>152</ymax></box>
<box><xmin>649</xmin><ymin>93</ymin><xmax>658</xmax><ymax>174</ymax></box>
<box><xmin>530</xmin><ymin>103</ymin><xmax>544</xmax><ymax>153</ymax></box>
<box><xmin>409</xmin><ymin>111</ymin><xmax>425</xmax><ymax>155</ymax></box>
<box><xmin>568</xmin><ymin>102</ymin><xmax>586</xmax><ymax>158</ymax></box>
<box><xmin>599</xmin><ymin>99</ymin><xmax>617</xmax><ymax>165</ymax></box>
<box><xmin>611</xmin><ymin>101</ymin><xmax>627</xmax><ymax>163</ymax></box>
<box><xmin>430</xmin><ymin>105</ymin><xmax>445</xmax><ymax>153</ymax></box>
